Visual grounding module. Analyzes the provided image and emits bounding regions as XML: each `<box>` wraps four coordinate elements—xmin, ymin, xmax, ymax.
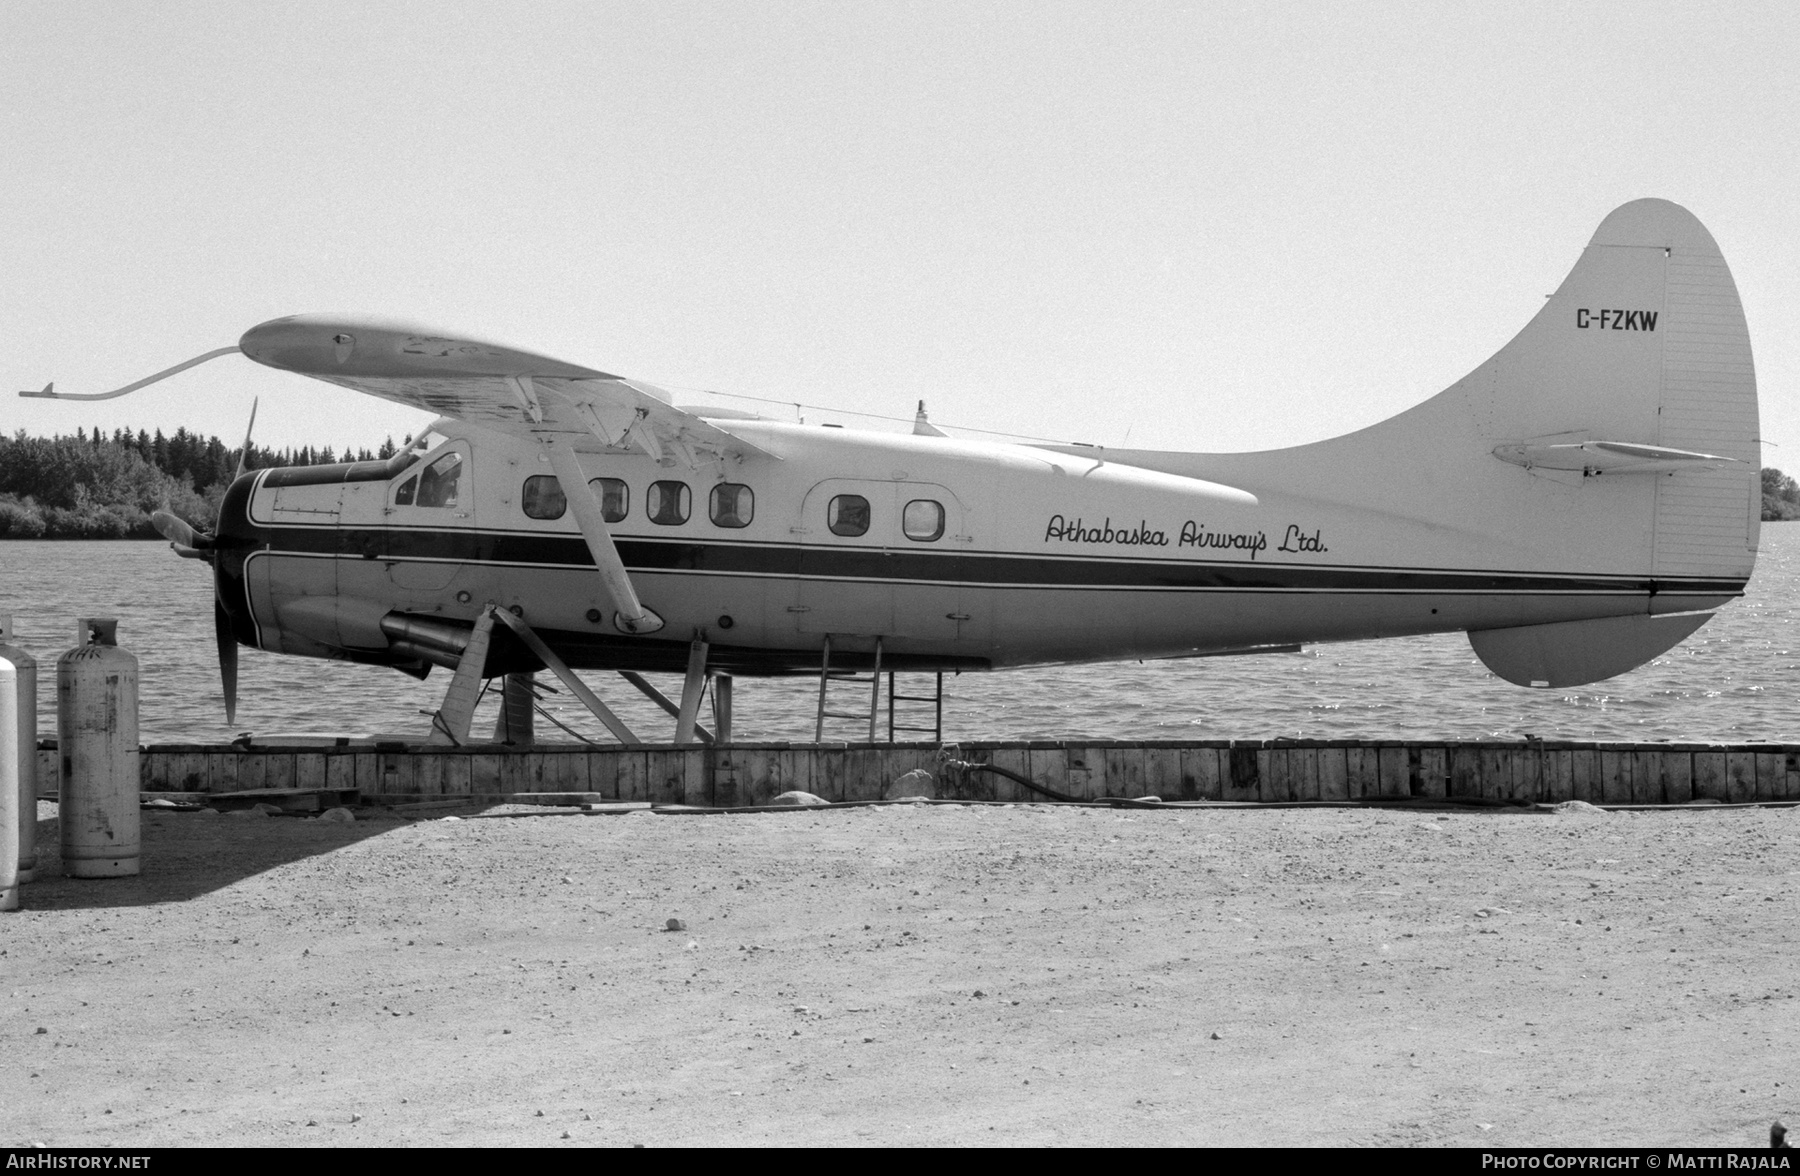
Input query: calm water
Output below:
<box><xmin>2</xmin><ymin>530</ymin><xmax>1796</xmax><ymax>745</ymax></box>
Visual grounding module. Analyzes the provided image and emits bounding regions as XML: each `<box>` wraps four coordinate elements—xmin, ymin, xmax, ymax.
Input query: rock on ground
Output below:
<box><xmin>769</xmin><ymin>791</ymin><xmax>828</xmax><ymax>807</ymax></box>
<box><xmin>888</xmin><ymin>768</ymin><xmax>935</xmax><ymax>799</ymax></box>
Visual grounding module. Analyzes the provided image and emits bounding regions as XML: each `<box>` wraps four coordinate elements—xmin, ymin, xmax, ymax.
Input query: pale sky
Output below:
<box><xmin>5</xmin><ymin>1</ymin><xmax>1797</xmax><ymax>464</ymax></box>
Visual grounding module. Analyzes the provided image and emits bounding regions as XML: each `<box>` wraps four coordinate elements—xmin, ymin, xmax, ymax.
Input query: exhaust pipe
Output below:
<box><xmin>383</xmin><ymin>638</ymin><xmax>461</xmax><ymax>671</ymax></box>
<box><xmin>379</xmin><ymin>614</ymin><xmax>472</xmax><ymax>658</ymax></box>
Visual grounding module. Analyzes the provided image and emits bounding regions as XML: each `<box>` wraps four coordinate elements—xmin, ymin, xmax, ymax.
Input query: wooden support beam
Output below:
<box><xmin>492</xmin><ymin>672</ymin><xmax>536</xmax><ymax>745</ymax></box>
<box><xmin>713</xmin><ymin>673</ymin><xmax>733</xmax><ymax>744</ymax></box>
<box><xmin>619</xmin><ymin>671</ymin><xmax>714</xmax><ymax>745</ymax></box>
<box><xmin>675</xmin><ymin>640</ymin><xmax>710</xmax><ymax>746</ymax></box>
<box><xmin>490</xmin><ymin>607</ymin><xmax>641</xmax><ymax>745</ymax></box>
<box><xmin>424</xmin><ymin>607</ymin><xmax>495</xmax><ymax>746</ymax></box>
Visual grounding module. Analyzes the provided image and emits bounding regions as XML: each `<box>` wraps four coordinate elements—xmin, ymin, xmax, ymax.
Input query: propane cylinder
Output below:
<box><xmin>1</xmin><ymin>656</ymin><xmax>18</xmax><ymax>910</ymax></box>
<box><xmin>0</xmin><ymin>615</ymin><xmax>39</xmax><ymax>883</ymax></box>
<box><xmin>56</xmin><ymin>618</ymin><xmax>139</xmax><ymax>878</ymax></box>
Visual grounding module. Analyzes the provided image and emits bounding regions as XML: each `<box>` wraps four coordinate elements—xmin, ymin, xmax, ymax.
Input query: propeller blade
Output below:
<box><xmin>234</xmin><ymin>396</ymin><xmax>259</xmax><ymax>482</ymax></box>
<box><xmin>149</xmin><ymin>508</ymin><xmax>203</xmax><ymax>548</ymax></box>
<box><xmin>169</xmin><ymin>543</ymin><xmax>206</xmax><ymax>560</ymax></box>
<box><xmin>215</xmin><ymin>595</ymin><xmax>239</xmax><ymax>726</ymax></box>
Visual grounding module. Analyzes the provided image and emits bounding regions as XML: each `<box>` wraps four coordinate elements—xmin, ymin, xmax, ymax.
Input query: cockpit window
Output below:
<box><xmin>417</xmin><ymin>453</ymin><xmax>462</xmax><ymax>508</ymax></box>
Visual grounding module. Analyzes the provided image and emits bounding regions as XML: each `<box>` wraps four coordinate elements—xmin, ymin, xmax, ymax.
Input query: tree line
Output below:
<box><xmin>1763</xmin><ymin>468</ymin><xmax>1800</xmax><ymax>522</ymax></box>
<box><xmin>0</xmin><ymin>426</ymin><xmax>401</xmax><ymax>539</ymax></box>
<box><xmin>6</xmin><ymin>425</ymin><xmax>1800</xmax><ymax>539</ymax></box>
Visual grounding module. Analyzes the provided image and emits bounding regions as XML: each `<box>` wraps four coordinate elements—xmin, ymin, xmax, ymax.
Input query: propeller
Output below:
<box><xmin>234</xmin><ymin>397</ymin><xmax>258</xmax><ymax>482</ymax></box>
<box><xmin>149</xmin><ymin>509</ymin><xmax>211</xmax><ymax>558</ymax></box>
<box><xmin>215</xmin><ymin>596</ymin><xmax>238</xmax><ymax>727</ymax></box>
<box><xmin>150</xmin><ymin>396</ymin><xmax>258</xmax><ymax>726</ymax></box>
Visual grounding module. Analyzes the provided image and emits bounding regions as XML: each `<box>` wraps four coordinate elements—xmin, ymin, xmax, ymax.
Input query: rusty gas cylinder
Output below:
<box><xmin>56</xmin><ymin>618</ymin><xmax>140</xmax><ymax>878</ymax></box>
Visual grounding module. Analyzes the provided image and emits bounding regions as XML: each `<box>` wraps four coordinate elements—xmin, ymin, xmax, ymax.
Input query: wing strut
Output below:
<box><xmin>544</xmin><ymin>440</ymin><xmax>665</xmax><ymax>635</ymax></box>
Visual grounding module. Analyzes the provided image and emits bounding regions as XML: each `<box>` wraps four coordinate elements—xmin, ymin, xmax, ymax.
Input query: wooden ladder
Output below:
<box><xmin>814</xmin><ymin>635</ymin><xmax>882</xmax><ymax>742</ymax></box>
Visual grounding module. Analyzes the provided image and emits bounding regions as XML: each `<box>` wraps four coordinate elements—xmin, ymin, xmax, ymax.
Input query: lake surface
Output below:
<box><xmin>2</xmin><ymin>529</ymin><xmax>1796</xmax><ymax>745</ymax></box>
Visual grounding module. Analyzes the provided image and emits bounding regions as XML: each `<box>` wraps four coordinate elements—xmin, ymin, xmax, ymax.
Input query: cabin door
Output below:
<box><xmin>793</xmin><ymin>479</ymin><xmax>972</xmax><ymax>644</ymax></box>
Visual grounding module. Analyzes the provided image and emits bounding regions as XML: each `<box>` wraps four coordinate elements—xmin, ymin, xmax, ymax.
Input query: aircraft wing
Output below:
<box><xmin>237</xmin><ymin>313</ymin><xmax>774</xmax><ymax>466</ymax></box>
<box><xmin>236</xmin><ymin>313</ymin><xmax>785</xmax><ymax>637</ymax></box>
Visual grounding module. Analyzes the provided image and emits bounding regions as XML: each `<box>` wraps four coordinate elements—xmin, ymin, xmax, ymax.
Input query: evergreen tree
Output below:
<box><xmin>1762</xmin><ymin>468</ymin><xmax>1800</xmax><ymax>521</ymax></box>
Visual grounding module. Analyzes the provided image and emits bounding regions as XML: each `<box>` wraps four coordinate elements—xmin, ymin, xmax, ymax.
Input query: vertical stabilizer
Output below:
<box><xmin>1079</xmin><ymin>198</ymin><xmax>1760</xmax><ymax>687</ymax></box>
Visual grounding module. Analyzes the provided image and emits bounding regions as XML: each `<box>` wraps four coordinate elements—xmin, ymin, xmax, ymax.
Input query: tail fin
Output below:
<box><xmin>1463</xmin><ymin>199</ymin><xmax>1759</xmax><ymax>685</ymax></box>
<box><xmin>1474</xmin><ymin>198</ymin><xmax>1760</xmax><ymax>574</ymax></box>
<box><xmin>1453</xmin><ymin>199</ymin><xmax>1760</xmax><ymax>685</ymax></box>
<box><xmin>1104</xmin><ymin>199</ymin><xmax>1761</xmax><ymax>687</ymax></box>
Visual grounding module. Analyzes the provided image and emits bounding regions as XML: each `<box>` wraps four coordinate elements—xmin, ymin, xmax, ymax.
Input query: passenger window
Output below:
<box><xmin>394</xmin><ymin>475</ymin><xmax>417</xmax><ymax>506</ymax></box>
<box><xmin>414</xmin><ymin>452</ymin><xmax>462</xmax><ymax>508</ymax></box>
<box><xmin>521</xmin><ymin>475</ymin><xmax>566</xmax><ymax>520</ymax></box>
<box><xmin>903</xmin><ymin>499</ymin><xmax>945</xmax><ymax>542</ymax></box>
<box><xmin>588</xmin><ymin>477</ymin><xmax>629</xmax><ymax>523</ymax></box>
<box><xmin>710</xmin><ymin>483</ymin><xmax>754</xmax><ymax>529</ymax></box>
<box><xmin>828</xmin><ymin>494</ymin><xmax>870</xmax><ymax>537</ymax></box>
<box><xmin>647</xmin><ymin>480</ymin><xmax>690</xmax><ymax>525</ymax></box>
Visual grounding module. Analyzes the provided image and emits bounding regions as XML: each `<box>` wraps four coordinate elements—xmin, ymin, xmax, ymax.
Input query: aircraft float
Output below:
<box><xmin>20</xmin><ymin>198</ymin><xmax>1760</xmax><ymax>746</ymax></box>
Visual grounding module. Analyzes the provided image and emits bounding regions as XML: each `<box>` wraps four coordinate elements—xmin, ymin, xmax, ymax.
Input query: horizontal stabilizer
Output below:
<box><xmin>1492</xmin><ymin>440</ymin><xmax>1740</xmax><ymax>476</ymax></box>
<box><xmin>1468</xmin><ymin>612</ymin><xmax>1713</xmax><ymax>688</ymax></box>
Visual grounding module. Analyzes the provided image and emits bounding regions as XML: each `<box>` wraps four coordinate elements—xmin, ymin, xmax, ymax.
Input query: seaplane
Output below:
<box><xmin>20</xmin><ymin>198</ymin><xmax>1760</xmax><ymax>747</ymax></box>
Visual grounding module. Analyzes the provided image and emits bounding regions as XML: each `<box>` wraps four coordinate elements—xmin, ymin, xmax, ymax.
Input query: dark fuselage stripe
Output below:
<box><xmin>238</xmin><ymin>524</ymin><xmax>1747</xmax><ymax>597</ymax></box>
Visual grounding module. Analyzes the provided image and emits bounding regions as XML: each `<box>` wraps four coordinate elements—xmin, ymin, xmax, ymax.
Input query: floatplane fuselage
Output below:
<box><xmin>22</xmin><ymin>198</ymin><xmax>1762</xmax><ymax>738</ymax></box>
<box><xmin>211</xmin><ymin>410</ymin><xmax>1742</xmax><ymax>681</ymax></box>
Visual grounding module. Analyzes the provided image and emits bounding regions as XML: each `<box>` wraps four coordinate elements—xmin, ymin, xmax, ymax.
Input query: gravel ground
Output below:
<box><xmin>3</xmin><ymin>798</ymin><xmax>1796</xmax><ymax>1147</ymax></box>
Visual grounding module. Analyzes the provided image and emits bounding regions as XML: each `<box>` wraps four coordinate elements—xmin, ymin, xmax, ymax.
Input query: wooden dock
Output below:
<box><xmin>34</xmin><ymin>739</ymin><xmax>1800</xmax><ymax>806</ymax></box>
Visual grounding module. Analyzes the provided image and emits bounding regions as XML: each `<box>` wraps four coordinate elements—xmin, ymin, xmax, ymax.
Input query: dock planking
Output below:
<box><xmin>33</xmin><ymin>738</ymin><xmax>1800</xmax><ymax>808</ymax></box>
